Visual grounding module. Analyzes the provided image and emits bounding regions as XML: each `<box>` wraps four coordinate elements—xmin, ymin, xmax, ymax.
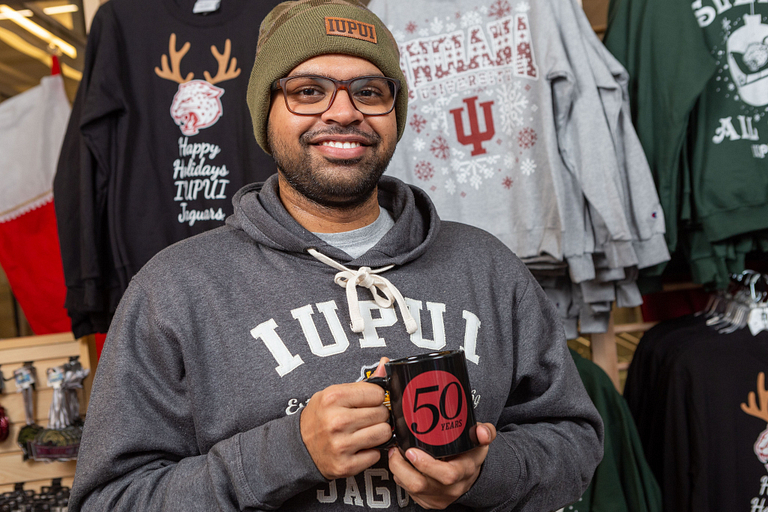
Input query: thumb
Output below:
<box><xmin>372</xmin><ymin>357</ymin><xmax>389</xmax><ymax>378</ymax></box>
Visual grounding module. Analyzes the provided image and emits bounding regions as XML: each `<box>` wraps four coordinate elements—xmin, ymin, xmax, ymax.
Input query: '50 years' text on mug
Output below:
<box><xmin>367</xmin><ymin>350</ymin><xmax>478</xmax><ymax>459</ymax></box>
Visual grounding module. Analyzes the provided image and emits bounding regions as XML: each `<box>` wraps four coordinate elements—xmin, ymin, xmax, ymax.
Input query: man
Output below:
<box><xmin>69</xmin><ymin>1</ymin><xmax>603</xmax><ymax>510</ymax></box>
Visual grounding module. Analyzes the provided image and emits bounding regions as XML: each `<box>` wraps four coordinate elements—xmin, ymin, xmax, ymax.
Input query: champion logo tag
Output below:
<box><xmin>325</xmin><ymin>17</ymin><xmax>377</xmax><ymax>43</ymax></box>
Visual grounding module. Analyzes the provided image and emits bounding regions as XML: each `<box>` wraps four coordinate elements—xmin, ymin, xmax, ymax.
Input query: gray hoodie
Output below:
<box><xmin>70</xmin><ymin>175</ymin><xmax>603</xmax><ymax>511</ymax></box>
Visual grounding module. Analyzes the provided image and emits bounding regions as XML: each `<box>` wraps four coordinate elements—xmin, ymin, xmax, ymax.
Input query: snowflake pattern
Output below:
<box><xmin>446</xmin><ymin>178</ymin><xmax>457</xmax><ymax>195</ymax></box>
<box><xmin>413</xmin><ymin>137</ymin><xmax>427</xmax><ymax>151</ymax></box>
<box><xmin>520</xmin><ymin>158</ymin><xmax>536</xmax><ymax>176</ymax></box>
<box><xmin>502</xmin><ymin>176</ymin><xmax>514</xmax><ymax>189</ymax></box>
<box><xmin>722</xmin><ymin>17</ymin><xmax>731</xmax><ymax>32</ymax></box>
<box><xmin>405</xmin><ymin>21</ymin><xmax>418</xmax><ymax>33</ymax></box>
<box><xmin>461</xmin><ymin>10</ymin><xmax>482</xmax><ymax>28</ymax></box>
<box><xmin>422</xmin><ymin>95</ymin><xmax>457</xmax><ymax>134</ymax></box>
<box><xmin>489</xmin><ymin>0</ymin><xmax>512</xmax><ymax>20</ymax></box>
<box><xmin>516</xmin><ymin>1</ymin><xmax>531</xmax><ymax>13</ymax></box>
<box><xmin>517</xmin><ymin>127</ymin><xmax>537</xmax><ymax>149</ymax></box>
<box><xmin>430</xmin><ymin>16</ymin><xmax>444</xmax><ymax>34</ymax></box>
<box><xmin>430</xmin><ymin>136</ymin><xmax>451</xmax><ymax>160</ymax></box>
<box><xmin>450</xmin><ymin>155</ymin><xmax>501</xmax><ymax>190</ymax></box>
<box><xmin>414</xmin><ymin>161</ymin><xmax>436</xmax><ymax>181</ymax></box>
<box><xmin>410</xmin><ymin>114</ymin><xmax>428</xmax><ymax>133</ymax></box>
<box><xmin>496</xmin><ymin>82</ymin><xmax>528</xmax><ymax>135</ymax></box>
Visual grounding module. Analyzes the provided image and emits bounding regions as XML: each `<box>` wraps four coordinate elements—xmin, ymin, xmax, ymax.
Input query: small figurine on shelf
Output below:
<box><xmin>30</xmin><ymin>357</ymin><xmax>89</xmax><ymax>461</ymax></box>
<box><xmin>0</xmin><ymin>365</ymin><xmax>9</xmax><ymax>443</ymax></box>
<box><xmin>14</xmin><ymin>362</ymin><xmax>42</xmax><ymax>461</ymax></box>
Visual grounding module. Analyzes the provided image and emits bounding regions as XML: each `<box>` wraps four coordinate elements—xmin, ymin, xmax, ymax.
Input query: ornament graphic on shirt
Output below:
<box><xmin>741</xmin><ymin>371</ymin><xmax>768</xmax><ymax>472</ymax></box>
<box><xmin>155</xmin><ymin>33</ymin><xmax>242</xmax><ymax>136</ymax></box>
<box><xmin>727</xmin><ymin>13</ymin><xmax>768</xmax><ymax>107</ymax></box>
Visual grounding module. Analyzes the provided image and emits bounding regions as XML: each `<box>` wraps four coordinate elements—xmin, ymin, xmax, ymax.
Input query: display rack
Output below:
<box><xmin>0</xmin><ymin>333</ymin><xmax>96</xmax><ymax>494</ymax></box>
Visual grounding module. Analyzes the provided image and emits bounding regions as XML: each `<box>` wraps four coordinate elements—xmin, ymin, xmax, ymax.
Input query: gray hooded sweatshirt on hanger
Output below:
<box><xmin>69</xmin><ymin>175</ymin><xmax>603</xmax><ymax>511</ymax></box>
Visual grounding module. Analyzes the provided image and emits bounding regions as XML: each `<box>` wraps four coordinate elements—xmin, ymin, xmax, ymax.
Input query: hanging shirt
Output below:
<box><xmin>54</xmin><ymin>0</ymin><xmax>283</xmax><ymax>337</ymax></box>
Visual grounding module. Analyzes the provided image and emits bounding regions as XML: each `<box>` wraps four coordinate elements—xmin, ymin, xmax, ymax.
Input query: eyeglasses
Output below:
<box><xmin>272</xmin><ymin>75</ymin><xmax>400</xmax><ymax>116</ymax></box>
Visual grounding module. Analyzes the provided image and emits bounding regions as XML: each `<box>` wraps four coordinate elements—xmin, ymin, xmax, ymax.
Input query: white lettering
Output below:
<box><xmin>172</xmin><ymin>157</ymin><xmax>230</xmax><ymax>182</ymax></box>
<box><xmin>317</xmin><ymin>480</ymin><xmax>337</xmax><ymax>503</ymax></box>
<box><xmin>177</xmin><ymin>136</ymin><xmax>222</xmax><ymax>160</ymax></box>
<box><xmin>292</xmin><ymin>302</ymin><xmax>350</xmax><ymax>357</ymax></box>
<box><xmin>177</xmin><ymin>203</ymin><xmax>226</xmax><ymax>226</ymax></box>
<box><xmin>462</xmin><ymin>310</ymin><xmax>482</xmax><ymax>364</ymax></box>
<box><xmin>357</xmin><ymin>300</ymin><xmax>397</xmax><ymax>348</ymax></box>
<box><xmin>250</xmin><ymin>319</ymin><xmax>304</xmax><ymax>377</ymax></box>
<box><xmin>694</xmin><ymin>6</ymin><xmax>717</xmax><ymax>26</ymax></box>
<box><xmin>712</xmin><ymin>116</ymin><xmax>742</xmax><ymax>143</ymax></box>
<box><xmin>396</xmin><ymin>484</ymin><xmax>410</xmax><ymax>507</ymax></box>
<box><xmin>343</xmin><ymin>476</ymin><xmax>364</xmax><ymax>507</ymax></box>
<box><xmin>712</xmin><ymin>0</ymin><xmax>733</xmax><ymax>13</ymax></box>
<box><xmin>753</xmin><ymin>144</ymin><xmax>768</xmax><ymax>158</ymax></box>
<box><xmin>405</xmin><ymin>298</ymin><xmax>447</xmax><ymax>350</ymax></box>
<box><xmin>363</xmin><ymin>469</ymin><xmax>391</xmax><ymax>508</ymax></box>
<box><xmin>285</xmin><ymin>398</ymin><xmax>310</xmax><ymax>415</ymax></box>
<box><xmin>738</xmin><ymin>115</ymin><xmax>760</xmax><ymax>141</ymax></box>
<box><xmin>760</xmin><ymin>475</ymin><xmax>768</xmax><ymax>495</ymax></box>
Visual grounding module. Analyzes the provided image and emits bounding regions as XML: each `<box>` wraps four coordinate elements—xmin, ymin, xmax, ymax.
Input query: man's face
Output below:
<box><xmin>267</xmin><ymin>54</ymin><xmax>398</xmax><ymax>209</ymax></box>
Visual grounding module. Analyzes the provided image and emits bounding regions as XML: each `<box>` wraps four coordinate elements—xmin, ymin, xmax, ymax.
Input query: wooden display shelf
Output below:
<box><xmin>0</xmin><ymin>332</ymin><xmax>96</xmax><ymax>492</ymax></box>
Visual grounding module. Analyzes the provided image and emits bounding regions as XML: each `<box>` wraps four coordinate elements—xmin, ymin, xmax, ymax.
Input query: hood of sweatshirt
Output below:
<box><xmin>226</xmin><ymin>174</ymin><xmax>441</xmax><ymax>268</ymax></box>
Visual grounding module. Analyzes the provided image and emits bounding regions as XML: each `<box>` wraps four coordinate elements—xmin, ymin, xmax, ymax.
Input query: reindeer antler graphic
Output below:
<box><xmin>742</xmin><ymin>372</ymin><xmax>768</xmax><ymax>422</ymax></box>
<box><xmin>742</xmin><ymin>372</ymin><xmax>768</xmax><ymax>470</ymax></box>
<box><xmin>155</xmin><ymin>33</ymin><xmax>194</xmax><ymax>83</ymax></box>
<box><xmin>203</xmin><ymin>39</ymin><xmax>241</xmax><ymax>85</ymax></box>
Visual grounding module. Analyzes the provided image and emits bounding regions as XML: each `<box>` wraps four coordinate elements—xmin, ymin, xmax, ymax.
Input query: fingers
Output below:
<box><xmin>388</xmin><ymin>447</ymin><xmax>476</xmax><ymax>509</ymax></box>
<box><xmin>319</xmin><ymin>381</ymin><xmax>386</xmax><ymax>409</ymax></box>
<box><xmin>405</xmin><ymin>447</ymin><xmax>486</xmax><ymax>488</ymax></box>
<box><xmin>300</xmin><ymin>382</ymin><xmax>391</xmax><ymax>480</ymax></box>
<box><xmin>475</xmin><ymin>422</ymin><xmax>497</xmax><ymax>445</ymax></box>
<box><xmin>387</xmin><ymin>424</ymin><xmax>496</xmax><ymax>509</ymax></box>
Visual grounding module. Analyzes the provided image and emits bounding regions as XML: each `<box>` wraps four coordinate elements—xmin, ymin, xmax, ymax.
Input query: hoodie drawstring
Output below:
<box><xmin>307</xmin><ymin>248</ymin><xmax>418</xmax><ymax>335</ymax></box>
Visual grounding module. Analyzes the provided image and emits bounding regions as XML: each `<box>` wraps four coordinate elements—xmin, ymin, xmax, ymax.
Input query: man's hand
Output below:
<box><xmin>388</xmin><ymin>422</ymin><xmax>497</xmax><ymax>510</ymax></box>
<box><xmin>300</xmin><ymin>358</ymin><xmax>392</xmax><ymax>480</ymax></box>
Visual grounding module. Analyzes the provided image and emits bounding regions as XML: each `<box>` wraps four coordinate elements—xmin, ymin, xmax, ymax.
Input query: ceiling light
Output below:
<box><xmin>0</xmin><ymin>4</ymin><xmax>78</xmax><ymax>19</ymax></box>
<box><xmin>0</xmin><ymin>25</ymin><xmax>81</xmax><ymax>81</ymax></box>
<box><xmin>0</xmin><ymin>4</ymin><xmax>76</xmax><ymax>59</ymax></box>
<box><xmin>43</xmin><ymin>5</ymin><xmax>78</xmax><ymax>15</ymax></box>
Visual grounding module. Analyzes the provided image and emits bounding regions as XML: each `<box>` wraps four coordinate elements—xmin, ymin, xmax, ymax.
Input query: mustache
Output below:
<box><xmin>301</xmin><ymin>126</ymin><xmax>381</xmax><ymax>146</ymax></box>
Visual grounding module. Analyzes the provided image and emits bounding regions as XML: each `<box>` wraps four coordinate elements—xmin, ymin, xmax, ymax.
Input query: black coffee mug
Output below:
<box><xmin>367</xmin><ymin>350</ymin><xmax>478</xmax><ymax>459</ymax></box>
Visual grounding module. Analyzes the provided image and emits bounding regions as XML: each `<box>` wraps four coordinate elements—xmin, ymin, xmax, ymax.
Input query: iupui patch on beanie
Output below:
<box><xmin>325</xmin><ymin>17</ymin><xmax>377</xmax><ymax>43</ymax></box>
<box><xmin>246</xmin><ymin>0</ymin><xmax>409</xmax><ymax>155</ymax></box>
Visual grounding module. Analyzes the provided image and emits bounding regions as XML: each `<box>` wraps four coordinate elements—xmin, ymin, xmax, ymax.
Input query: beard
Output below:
<box><xmin>268</xmin><ymin>125</ymin><xmax>396</xmax><ymax>209</ymax></box>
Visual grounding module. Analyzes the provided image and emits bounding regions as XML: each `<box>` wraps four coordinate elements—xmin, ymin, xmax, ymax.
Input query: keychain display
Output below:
<box><xmin>0</xmin><ymin>479</ymin><xmax>70</xmax><ymax>511</ymax></box>
<box><xmin>0</xmin><ymin>366</ymin><xmax>10</xmax><ymax>443</ymax></box>
<box><xmin>14</xmin><ymin>363</ymin><xmax>42</xmax><ymax>461</ymax></box>
<box><xmin>30</xmin><ymin>357</ymin><xmax>89</xmax><ymax>461</ymax></box>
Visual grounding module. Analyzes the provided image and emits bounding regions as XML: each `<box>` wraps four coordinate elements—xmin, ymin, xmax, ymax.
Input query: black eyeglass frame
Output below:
<box><xmin>271</xmin><ymin>75</ymin><xmax>401</xmax><ymax>116</ymax></box>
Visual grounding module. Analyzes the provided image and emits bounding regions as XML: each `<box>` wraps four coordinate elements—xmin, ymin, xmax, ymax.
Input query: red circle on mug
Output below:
<box><xmin>401</xmin><ymin>370</ymin><xmax>468</xmax><ymax>446</ymax></box>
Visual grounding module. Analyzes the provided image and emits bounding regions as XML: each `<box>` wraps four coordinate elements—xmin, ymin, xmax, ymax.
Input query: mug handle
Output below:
<box><xmin>365</xmin><ymin>376</ymin><xmax>397</xmax><ymax>450</ymax></box>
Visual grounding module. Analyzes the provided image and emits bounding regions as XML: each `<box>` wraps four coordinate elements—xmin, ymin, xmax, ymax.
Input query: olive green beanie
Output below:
<box><xmin>246</xmin><ymin>0</ymin><xmax>408</xmax><ymax>155</ymax></box>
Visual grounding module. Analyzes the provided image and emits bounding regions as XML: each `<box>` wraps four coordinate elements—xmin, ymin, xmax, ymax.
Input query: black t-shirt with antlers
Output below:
<box><xmin>624</xmin><ymin>315</ymin><xmax>768</xmax><ymax>511</ymax></box>
<box><xmin>54</xmin><ymin>0</ymin><xmax>283</xmax><ymax>337</ymax></box>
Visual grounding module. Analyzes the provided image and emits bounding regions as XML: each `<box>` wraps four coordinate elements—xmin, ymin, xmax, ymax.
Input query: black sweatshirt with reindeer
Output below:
<box><xmin>53</xmin><ymin>0</ymin><xmax>282</xmax><ymax>337</ymax></box>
